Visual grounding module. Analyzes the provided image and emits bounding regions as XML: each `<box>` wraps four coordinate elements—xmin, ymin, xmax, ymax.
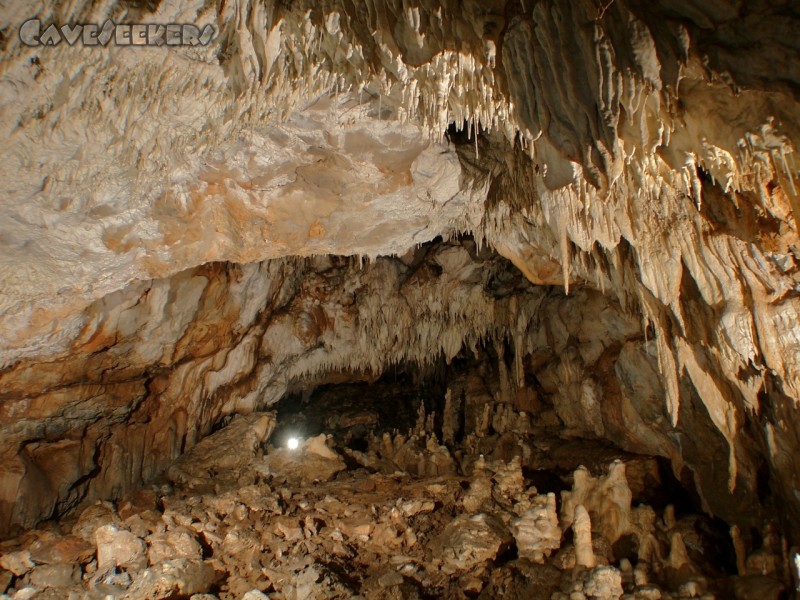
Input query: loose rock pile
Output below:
<box><xmin>0</xmin><ymin>407</ymin><xmax>793</xmax><ymax>599</ymax></box>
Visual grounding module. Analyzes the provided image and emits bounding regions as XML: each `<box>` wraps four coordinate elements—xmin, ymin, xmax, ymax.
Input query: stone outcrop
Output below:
<box><xmin>0</xmin><ymin>1</ymin><xmax>799</xmax><ymax>594</ymax></box>
<box><xmin>0</xmin><ymin>238</ymin><xmax>546</xmax><ymax>534</ymax></box>
<box><xmin>1</xmin><ymin>393</ymin><xmax>791</xmax><ymax>598</ymax></box>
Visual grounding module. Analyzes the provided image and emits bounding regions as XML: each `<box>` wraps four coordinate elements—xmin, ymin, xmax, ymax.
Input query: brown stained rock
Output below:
<box><xmin>552</xmin><ymin>545</ymin><xmax>578</xmax><ymax>572</ymax></box>
<box><xmin>118</xmin><ymin>489</ymin><xmax>159</xmax><ymax>520</ymax></box>
<box><xmin>8</xmin><ymin>586</ymin><xmax>41</xmax><ymax>599</ymax></box>
<box><xmin>28</xmin><ymin>534</ymin><xmax>94</xmax><ymax>566</ymax></box>
<box><xmin>121</xmin><ymin>558</ymin><xmax>218</xmax><ymax>600</ymax></box>
<box><xmin>167</xmin><ymin>413</ymin><xmax>276</xmax><ymax>491</ymax></box>
<box><xmin>260</xmin><ymin>434</ymin><xmax>346</xmax><ymax>485</ymax></box>
<box><xmin>146</xmin><ymin>526</ymin><xmax>203</xmax><ymax>564</ymax></box>
<box><xmin>125</xmin><ymin>509</ymin><xmax>167</xmax><ymax>539</ymax></box>
<box><xmin>273</xmin><ymin>519</ymin><xmax>304</xmax><ymax>542</ymax></box>
<box><xmin>220</xmin><ymin>527</ymin><xmax>262</xmax><ymax>570</ymax></box>
<box><xmin>460</xmin><ymin>573</ymin><xmax>485</xmax><ymax>596</ymax></box>
<box><xmin>617</xmin><ymin>458</ymin><xmax>662</xmax><ymax>506</ymax></box>
<box><xmin>28</xmin><ymin>563</ymin><xmax>79</xmax><ymax>588</ymax></box>
<box><xmin>397</xmin><ymin>499</ymin><xmax>435</xmax><ymax>518</ymax></box>
<box><xmin>0</xmin><ymin>444</ymin><xmax>777</xmax><ymax>598</ymax></box>
<box><xmin>270</xmin><ymin>563</ymin><xmax>344</xmax><ymax>600</ymax></box>
<box><xmin>362</xmin><ymin>567</ymin><xmax>420</xmax><ymax>599</ymax></box>
<box><xmin>370</xmin><ymin>520</ymin><xmax>406</xmax><ymax>552</ymax></box>
<box><xmin>0</xmin><ymin>569</ymin><xmax>10</xmax><ymax>594</ymax></box>
<box><xmin>90</xmin><ymin>569</ymin><xmax>133</xmax><ymax>595</ymax></box>
<box><xmin>226</xmin><ymin>576</ymin><xmax>270</xmax><ymax>599</ymax></box>
<box><xmin>732</xmin><ymin>575</ymin><xmax>787</xmax><ymax>600</ymax></box>
<box><xmin>514</xmin><ymin>387</ymin><xmax>542</xmax><ymax>415</ymax></box>
<box><xmin>0</xmin><ymin>549</ymin><xmax>34</xmax><ymax>576</ymax></box>
<box><xmin>430</xmin><ymin>513</ymin><xmax>512</xmax><ymax>575</ymax></box>
<box><xmin>235</xmin><ymin>485</ymin><xmax>282</xmax><ymax>516</ymax></box>
<box><xmin>94</xmin><ymin>524</ymin><xmax>147</xmax><ymax>573</ymax></box>
<box><xmin>335</xmin><ymin>516</ymin><xmax>374</xmax><ymax>541</ymax></box>
<box><xmin>72</xmin><ymin>502</ymin><xmax>121</xmax><ymax>543</ymax></box>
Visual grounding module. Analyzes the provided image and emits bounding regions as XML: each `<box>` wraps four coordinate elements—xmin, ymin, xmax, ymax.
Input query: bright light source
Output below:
<box><xmin>287</xmin><ymin>437</ymin><xmax>300</xmax><ymax>450</ymax></box>
<box><xmin>794</xmin><ymin>552</ymin><xmax>800</xmax><ymax>591</ymax></box>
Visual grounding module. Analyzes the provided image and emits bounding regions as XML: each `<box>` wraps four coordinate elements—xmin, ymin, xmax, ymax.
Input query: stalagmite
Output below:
<box><xmin>575</xmin><ymin>505</ymin><xmax>597</xmax><ymax>569</ymax></box>
<box><xmin>462</xmin><ymin>457</ymin><xmax>494</xmax><ymax>514</ymax></box>
<box><xmin>731</xmin><ymin>525</ymin><xmax>747</xmax><ymax>576</ymax></box>
<box><xmin>442</xmin><ymin>389</ymin><xmax>457</xmax><ymax>445</ymax></box>
<box><xmin>633</xmin><ymin>563</ymin><xmax>650</xmax><ymax>587</ymax></box>
<box><xmin>663</xmin><ymin>506</ymin><xmax>677</xmax><ymax>531</ymax></box>
<box><xmin>492</xmin><ymin>456</ymin><xmax>525</xmax><ymax>498</ymax></box>
<box><xmin>495</xmin><ymin>338</ymin><xmax>514</xmax><ymax>406</ymax></box>
<box><xmin>667</xmin><ymin>532</ymin><xmax>689</xmax><ymax>570</ymax></box>
<box><xmin>477</xmin><ymin>403</ymin><xmax>492</xmax><ymax>437</ymax></box>
<box><xmin>631</xmin><ymin>506</ymin><xmax>662</xmax><ymax>565</ymax></box>
<box><xmin>425</xmin><ymin>411</ymin><xmax>437</xmax><ymax>437</ymax></box>
<box><xmin>561</xmin><ymin>462</ymin><xmax>634</xmax><ymax>545</ymax></box>
<box><xmin>415</xmin><ymin>403</ymin><xmax>427</xmax><ymax>436</ymax></box>
<box><xmin>512</xmin><ymin>493</ymin><xmax>561</xmax><ymax>563</ymax></box>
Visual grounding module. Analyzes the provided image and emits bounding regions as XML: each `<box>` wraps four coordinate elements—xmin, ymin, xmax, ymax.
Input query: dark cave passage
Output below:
<box><xmin>1</xmin><ymin>236</ymin><xmax>797</xmax><ymax>599</ymax></box>
<box><xmin>260</xmin><ymin>342</ymin><xmax>747</xmax><ymax>593</ymax></box>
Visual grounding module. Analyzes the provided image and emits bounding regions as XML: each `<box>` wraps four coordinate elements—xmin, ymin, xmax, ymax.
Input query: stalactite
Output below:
<box><xmin>494</xmin><ymin>337</ymin><xmax>513</xmax><ymax>406</ymax></box>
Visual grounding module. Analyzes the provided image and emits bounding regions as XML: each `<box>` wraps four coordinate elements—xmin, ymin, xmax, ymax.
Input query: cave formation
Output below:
<box><xmin>1</xmin><ymin>0</ymin><xmax>799</xmax><ymax>598</ymax></box>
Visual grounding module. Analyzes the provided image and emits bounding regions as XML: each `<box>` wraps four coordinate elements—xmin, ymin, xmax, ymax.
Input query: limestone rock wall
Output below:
<box><xmin>1</xmin><ymin>0</ymin><xmax>799</xmax><ymax>541</ymax></box>
<box><xmin>0</xmin><ymin>239</ymin><xmax>545</xmax><ymax>535</ymax></box>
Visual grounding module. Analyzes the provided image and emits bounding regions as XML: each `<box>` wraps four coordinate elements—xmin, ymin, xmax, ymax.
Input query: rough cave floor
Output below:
<box><xmin>0</xmin><ymin>350</ymin><xmax>794</xmax><ymax>600</ymax></box>
<box><xmin>2</xmin><ymin>0</ymin><xmax>800</xmax><ymax>597</ymax></box>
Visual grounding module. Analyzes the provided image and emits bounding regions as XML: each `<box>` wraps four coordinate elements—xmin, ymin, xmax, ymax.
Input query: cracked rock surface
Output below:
<box><xmin>2</xmin><ymin>377</ymin><xmax>794</xmax><ymax>599</ymax></box>
<box><xmin>1</xmin><ymin>0</ymin><xmax>800</xmax><ymax>596</ymax></box>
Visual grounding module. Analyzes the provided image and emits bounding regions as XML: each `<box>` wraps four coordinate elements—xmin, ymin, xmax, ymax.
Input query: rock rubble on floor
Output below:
<box><xmin>0</xmin><ymin>401</ymin><xmax>794</xmax><ymax>600</ymax></box>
